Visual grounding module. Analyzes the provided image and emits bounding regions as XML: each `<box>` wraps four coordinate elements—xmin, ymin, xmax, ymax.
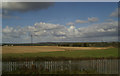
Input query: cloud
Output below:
<box><xmin>75</xmin><ymin>17</ymin><xmax>98</xmax><ymax>24</ymax></box>
<box><xmin>78</xmin><ymin>21</ymin><xmax>118</xmax><ymax>38</ymax></box>
<box><xmin>66</xmin><ymin>22</ymin><xmax>74</xmax><ymax>26</ymax></box>
<box><xmin>110</xmin><ymin>8</ymin><xmax>118</xmax><ymax>17</ymax></box>
<box><xmin>88</xmin><ymin>17</ymin><xmax>98</xmax><ymax>22</ymax></box>
<box><xmin>2</xmin><ymin>14</ymin><xmax>20</xmax><ymax>19</ymax></box>
<box><xmin>0</xmin><ymin>12</ymin><xmax>20</xmax><ymax>19</ymax></box>
<box><xmin>2</xmin><ymin>2</ymin><xmax>54</xmax><ymax>19</ymax></box>
<box><xmin>3</xmin><ymin>22</ymin><xmax>68</xmax><ymax>43</ymax></box>
<box><xmin>2</xmin><ymin>21</ymin><xmax>118</xmax><ymax>43</ymax></box>
<box><xmin>2</xmin><ymin>26</ymin><xmax>13</xmax><ymax>33</ymax></box>
<box><xmin>105</xmin><ymin>19</ymin><xmax>114</xmax><ymax>22</ymax></box>
<box><xmin>75</xmin><ymin>20</ymin><xmax>88</xmax><ymax>23</ymax></box>
<box><xmin>110</xmin><ymin>8</ymin><xmax>120</xmax><ymax>17</ymax></box>
<box><xmin>2</xmin><ymin>2</ymin><xmax>54</xmax><ymax>12</ymax></box>
<box><xmin>3</xmin><ymin>26</ymin><xmax>26</xmax><ymax>40</ymax></box>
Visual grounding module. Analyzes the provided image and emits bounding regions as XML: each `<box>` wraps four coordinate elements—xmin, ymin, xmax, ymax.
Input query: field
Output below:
<box><xmin>2</xmin><ymin>46</ymin><xmax>118</xmax><ymax>58</ymax></box>
<box><xmin>2</xmin><ymin>46</ymin><xmax>111</xmax><ymax>54</ymax></box>
<box><xmin>2</xmin><ymin>46</ymin><xmax>119</xmax><ymax>74</ymax></box>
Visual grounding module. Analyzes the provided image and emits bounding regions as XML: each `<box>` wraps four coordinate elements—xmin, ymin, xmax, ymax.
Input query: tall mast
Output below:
<box><xmin>31</xmin><ymin>34</ymin><xmax>33</xmax><ymax>45</ymax></box>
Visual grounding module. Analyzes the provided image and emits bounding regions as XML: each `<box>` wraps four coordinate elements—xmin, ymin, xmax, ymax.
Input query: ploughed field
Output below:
<box><xmin>2</xmin><ymin>46</ymin><xmax>118</xmax><ymax>58</ymax></box>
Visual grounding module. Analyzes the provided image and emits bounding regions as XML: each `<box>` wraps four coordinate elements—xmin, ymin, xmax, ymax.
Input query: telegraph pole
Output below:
<box><xmin>31</xmin><ymin>34</ymin><xmax>33</xmax><ymax>45</ymax></box>
<box><xmin>30</xmin><ymin>31</ymin><xmax>39</xmax><ymax>46</ymax></box>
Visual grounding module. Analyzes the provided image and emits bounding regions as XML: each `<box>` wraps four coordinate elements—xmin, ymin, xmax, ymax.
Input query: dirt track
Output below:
<box><xmin>2</xmin><ymin>46</ymin><xmax>110</xmax><ymax>54</ymax></box>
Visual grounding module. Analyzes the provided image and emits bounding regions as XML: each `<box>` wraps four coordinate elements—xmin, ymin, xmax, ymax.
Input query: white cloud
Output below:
<box><xmin>75</xmin><ymin>20</ymin><xmax>88</xmax><ymax>23</ymax></box>
<box><xmin>98</xmin><ymin>29</ymin><xmax>106</xmax><ymax>32</ymax></box>
<box><xmin>110</xmin><ymin>8</ymin><xmax>120</xmax><ymax>17</ymax></box>
<box><xmin>110</xmin><ymin>8</ymin><xmax>118</xmax><ymax>17</ymax></box>
<box><xmin>2</xmin><ymin>26</ymin><xmax>13</xmax><ymax>33</ymax></box>
<box><xmin>67</xmin><ymin>25</ymin><xmax>80</xmax><ymax>37</ymax></box>
<box><xmin>2</xmin><ymin>15</ymin><xmax>20</xmax><ymax>19</ymax></box>
<box><xmin>88</xmin><ymin>17</ymin><xmax>98</xmax><ymax>22</ymax></box>
<box><xmin>3</xmin><ymin>26</ymin><xmax>26</xmax><ymax>39</ymax></box>
<box><xmin>75</xmin><ymin>17</ymin><xmax>99</xmax><ymax>24</ymax></box>
<box><xmin>2</xmin><ymin>21</ymin><xmax>118</xmax><ymax>43</ymax></box>
<box><xmin>66</xmin><ymin>22</ymin><xmax>74</xmax><ymax>26</ymax></box>
<box><xmin>78</xmin><ymin>21</ymin><xmax>118</xmax><ymax>38</ymax></box>
<box><xmin>105</xmin><ymin>19</ymin><xmax>114</xmax><ymax>22</ymax></box>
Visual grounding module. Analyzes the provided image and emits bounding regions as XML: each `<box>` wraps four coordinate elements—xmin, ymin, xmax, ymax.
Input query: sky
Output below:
<box><xmin>2</xmin><ymin>2</ymin><xmax>119</xmax><ymax>43</ymax></box>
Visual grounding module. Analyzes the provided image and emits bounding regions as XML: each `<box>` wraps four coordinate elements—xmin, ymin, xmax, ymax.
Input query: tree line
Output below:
<box><xmin>2</xmin><ymin>42</ymin><xmax>119</xmax><ymax>47</ymax></box>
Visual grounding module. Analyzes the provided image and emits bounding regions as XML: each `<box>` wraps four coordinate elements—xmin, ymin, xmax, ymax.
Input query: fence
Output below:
<box><xmin>2</xmin><ymin>59</ymin><xmax>119</xmax><ymax>74</ymax></box>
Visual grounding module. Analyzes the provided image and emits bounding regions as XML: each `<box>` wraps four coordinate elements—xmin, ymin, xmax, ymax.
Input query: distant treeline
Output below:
<box><xmin>2</xmin><ymin>42</ymin><xmax>119</xmax><ymax>47</ymax></box>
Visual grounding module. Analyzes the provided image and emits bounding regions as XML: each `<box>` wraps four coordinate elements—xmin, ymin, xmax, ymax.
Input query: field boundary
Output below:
<box><xmin>2</xmin><ymin>57</ymin><xmax>119</xmax><ymax>61</ymax></box>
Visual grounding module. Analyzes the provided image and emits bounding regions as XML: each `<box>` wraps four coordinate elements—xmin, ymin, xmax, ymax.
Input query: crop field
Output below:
<box><xmin>2</xmin><ymin>46</ymin><xmax>118</xmax><ymax>58</ymax></box>
<box><xmin>2</xmin><ymin>46</ymin><xmax>111</xmax><ymax>54</ymax></box>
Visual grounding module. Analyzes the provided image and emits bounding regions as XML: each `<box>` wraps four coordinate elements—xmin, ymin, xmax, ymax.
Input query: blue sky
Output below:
<box><xmin>2</xmin><ymin>2</ymin><xmax>118</xmax><ymax>43</ymax></box>
<box><xmin>3</xmin><ymin>2</ymin><xmax>118</xmax><ymax>27</ymax></box>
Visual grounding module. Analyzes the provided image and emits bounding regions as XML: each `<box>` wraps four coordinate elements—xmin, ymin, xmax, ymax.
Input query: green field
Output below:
<box><xmin>3</xmin><ymin>48</ymin><xmax>118</xmax><ymax>59</ymax></box>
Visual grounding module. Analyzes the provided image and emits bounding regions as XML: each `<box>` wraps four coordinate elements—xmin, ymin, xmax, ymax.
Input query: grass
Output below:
<box><xmin>3</xmin><ymin>48</ymin><xmax>118</xmax><ymax>59</ymax></box>
<box><xmin>3</xmin><ymin>70</ymin><xmax>98</xmax><ymax>74</ymax></box>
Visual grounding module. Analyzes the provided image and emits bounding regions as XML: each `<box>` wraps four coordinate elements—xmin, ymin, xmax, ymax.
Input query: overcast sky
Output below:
<box><xmin>2</xmin><ymin>2</ymin><xmax>118</xmax><ymax>43</ymax></box>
